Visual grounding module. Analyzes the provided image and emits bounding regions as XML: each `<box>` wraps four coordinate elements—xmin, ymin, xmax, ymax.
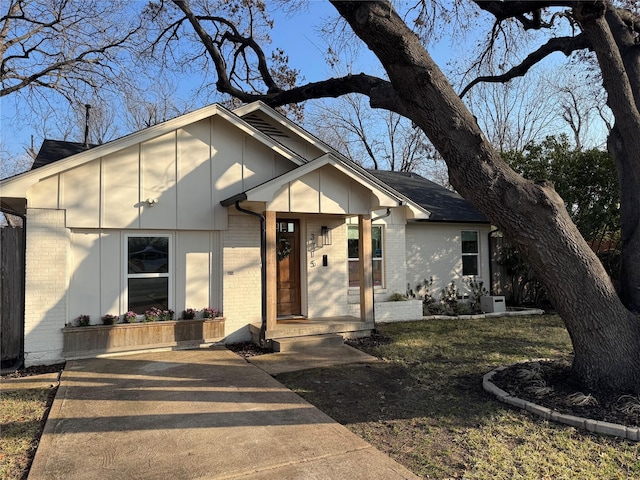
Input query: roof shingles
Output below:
<box><xmin>367</xmin><ymin>170</ymin><xmax>489</xmax><ymax>223</ymax></box>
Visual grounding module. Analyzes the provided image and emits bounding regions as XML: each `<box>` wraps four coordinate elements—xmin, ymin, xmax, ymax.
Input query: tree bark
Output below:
<box><xmin>332</xmin><ymin>0</ymin><xmax>640</xmax><ymax>392</ymax></box>
<box><xmin>575</xmin><ymin>4</ymin><xmax>640</xmax><ymax>312</ymax></box>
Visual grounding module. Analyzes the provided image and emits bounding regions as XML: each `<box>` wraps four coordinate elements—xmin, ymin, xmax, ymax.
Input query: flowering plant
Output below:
<box><xmin>144</xmin><ymin>307</ymin><xmax>174</xmax><ymax>322</ymax></box>
<box><xmin>76</xmin><ymin>314</ymin><xmax>90</xmax><ymax>327</ymax></box>
<box><xmin>124</xmin><ymin>311</ymin><xmax>138</xmax><ymax>323</ymax></box>
<box><xmin>182</xmin><ymin>308</ymin><xmax>197</xmax><ymax>319</ymax></box>
<box><xmin>202</xmin><ymin>307</ymin><xmax>219</xmax><ymax>318</ymax></box>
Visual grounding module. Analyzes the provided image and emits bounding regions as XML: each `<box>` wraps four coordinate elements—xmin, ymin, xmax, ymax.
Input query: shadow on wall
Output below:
<box><xmin>23</xmin><ymin>132</ymin><xmax>263</xmax><ymax>365</ymax></box>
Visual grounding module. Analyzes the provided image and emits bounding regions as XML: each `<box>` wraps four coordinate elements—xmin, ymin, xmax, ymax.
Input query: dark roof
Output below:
<box><xmin>367</xmin><ymin>170</ymin><xmax>489</xmax><ymax>223</ymax></box>
<box><xmin>31</xmin><ymin>139</ymin><xmax>96</xmax><ymax>170</ymax></box>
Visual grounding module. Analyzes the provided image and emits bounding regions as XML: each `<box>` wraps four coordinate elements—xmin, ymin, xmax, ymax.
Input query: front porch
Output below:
<box><xmin>250</xmin><ymin>316</ymin><xmax>375</xmax><ymax>352</ymax></box>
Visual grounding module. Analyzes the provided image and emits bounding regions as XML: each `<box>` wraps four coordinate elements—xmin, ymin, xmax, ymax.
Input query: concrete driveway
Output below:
<box><xmin>28</xmin><ymin>348</ymin><xmax>419</xmax><ymax>479</ymax></box>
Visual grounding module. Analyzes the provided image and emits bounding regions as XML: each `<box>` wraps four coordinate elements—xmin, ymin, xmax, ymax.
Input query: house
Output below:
<box><xmin>0</xmin><ymin>101</ymin><xmax>490</xmax><ymax>366</ymax></box>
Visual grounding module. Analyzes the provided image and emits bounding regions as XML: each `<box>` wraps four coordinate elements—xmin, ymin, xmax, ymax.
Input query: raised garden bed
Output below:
<box><xmin>63</xmin><ymin>318</ymin><xmax>225</xmax><ymax>359</ymax></box>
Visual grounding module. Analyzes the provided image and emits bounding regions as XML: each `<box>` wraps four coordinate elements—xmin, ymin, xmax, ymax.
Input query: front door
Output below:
<box><xmin>276</xmin><ymin>219</ymin><xmax>301</xmax><ymax>316</ymax></box>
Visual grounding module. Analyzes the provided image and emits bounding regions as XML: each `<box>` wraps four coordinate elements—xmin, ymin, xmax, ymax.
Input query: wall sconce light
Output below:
<box><xmin>147</xmin><ymin>198</ymin><xmax>158</xmax><ymax>207</ymax></box>
<box><xmin>321</xmin><ymin>226</ymin><xmax>331</xmax><ymax>246</ymax></box>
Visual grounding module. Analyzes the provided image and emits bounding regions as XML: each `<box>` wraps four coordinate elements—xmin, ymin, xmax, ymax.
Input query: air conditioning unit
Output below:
<box><xmin>480</xmin><ymin>296</ymin><xmax>506</xmax><ymax>314</ymax></box>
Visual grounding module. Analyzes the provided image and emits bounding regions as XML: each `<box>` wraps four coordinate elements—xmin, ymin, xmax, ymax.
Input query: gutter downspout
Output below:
<box><xmin>369</xmin><ymin>208</ymin><xmax>392</xmax><ymax>331</ymax></box>
<box><xmin>233</xmin><ymin>201</ymin><xmax>267</xmax><ymax>346</ymax></box>
<box><xmin>488</xmin><ymin>228</ymin><xmax>500</xmax><ymax>296</ymax></box>
<box><xmin>0</xmin><ymin>208</ymin><xmax>26</xmax><ymax>371</ymax></box>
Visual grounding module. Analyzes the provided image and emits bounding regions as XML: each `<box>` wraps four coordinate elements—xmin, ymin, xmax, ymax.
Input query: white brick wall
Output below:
<box><xmin>405</xmin><ymin>222</ymin><xmax>492</xmax><ymax>297</ymax></box>
<box><xmin>381</xmin><ymin>222</ymin><xmax>408</xmax><ymax>300</ymax></box>
<box><xmin>222</xmin><ymin>214</ymin><xmax>262</xmax><ymax>342</ymax></box>
<box><xmin>348</xmin><ymin>299</ymin><xmax>423</xmax><ymax>322</ymax></box>
<box><xmin>24</xmin><ymin>209</ymin><xmax>69</xmax><ymax>366</ymax></box>
<box><xmin>305</xmin><ymin>217</ymin><xmax>349</xmax><ymax>317</ymax></box>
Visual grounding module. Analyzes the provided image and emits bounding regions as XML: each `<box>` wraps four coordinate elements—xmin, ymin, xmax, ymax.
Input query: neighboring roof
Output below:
<box><xmin>367</xmin><ymin>170</ymin><xmax>489</xmax><ymax>223</ymax></box>
<box><xmin>31</xmin><ymin>140</ymin><xmax>96</xmax><ymax>170</ymax></box>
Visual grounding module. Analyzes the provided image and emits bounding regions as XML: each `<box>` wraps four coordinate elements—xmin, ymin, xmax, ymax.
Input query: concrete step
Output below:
<box><xmin>272</xmin><ymin>334</ymin><xmax>344</xmax><ymax>352</ymax></box>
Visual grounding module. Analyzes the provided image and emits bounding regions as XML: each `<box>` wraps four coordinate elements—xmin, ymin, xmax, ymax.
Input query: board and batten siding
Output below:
<box><xmin>68</xmin><ymin>230</ymin><xmax>222</xmax><ymax>325</ymax></box>
<box><xmin>25</xmin><ymin>116</ymin><xmax>297</xmax><ymax>230</ymax></box>
<box><xmin>268</xmin><ymin>164</ymin><xmax>374</xmax><ymax>215</ymax></box>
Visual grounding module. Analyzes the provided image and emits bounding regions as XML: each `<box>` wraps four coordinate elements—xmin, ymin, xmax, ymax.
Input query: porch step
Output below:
<box><xmin>272</xmin><ymin>334</ymin><xmax>344</xmax><ymax>353</ymax></box>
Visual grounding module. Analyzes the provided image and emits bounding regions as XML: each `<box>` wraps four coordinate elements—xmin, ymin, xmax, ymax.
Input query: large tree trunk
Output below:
<box><xmin>332</xmin><ymin>1</ymin><xmax>640</xmax><ymax>392</ymax></box>
<box><xmin>576</xmin><ymin>4</ymin><xmax>640</xmax><ymax>313</ymax></box>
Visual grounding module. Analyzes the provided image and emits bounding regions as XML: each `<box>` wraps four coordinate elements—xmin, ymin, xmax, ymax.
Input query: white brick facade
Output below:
<box><xmin>222</xmin><ymin>214</ymin><xmax>262</xmax><ymax>342</ymax></box>
<box><xmin>24</xmin><ymin>209</ymin><xmax>69</xmax><ymax>366</ymax></box>
<box><xmin>305</xmin><ymin>216</ymin><xmax>349</xmax><ymax>318</ymax></box>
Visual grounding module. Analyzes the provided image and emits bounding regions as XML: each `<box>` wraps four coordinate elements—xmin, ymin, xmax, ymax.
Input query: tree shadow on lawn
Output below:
<box><xmin>276</xmin><ymin>362</ymin><xmax>499</xmax><ymax>428</ymax></box>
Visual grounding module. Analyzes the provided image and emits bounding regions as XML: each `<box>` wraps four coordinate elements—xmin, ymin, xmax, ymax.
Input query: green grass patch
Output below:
<box><xmin>277</xmin><ymin>315</ymin><xmax>640</xmax><ymax>479</ymax></box>
<box><xmin>0</xmin><ymin>387</ymin><xmax>54</xmax><ymax>480</ymax></box>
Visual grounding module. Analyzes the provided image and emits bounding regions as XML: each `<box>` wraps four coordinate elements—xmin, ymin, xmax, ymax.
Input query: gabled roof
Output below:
<box><xmin>31</xmin><ymin>140</ymin><xmax>96</xmax><ymax>170</ymax></box>
<box><xmin>0</xmin><ymin>103</ymin><xmax>308</xmax><ymax>198</ymax></box>
<box><xmin>234</xmin><ymin>101</ymin><xmax>339</xmax><ymax>157</ymax></box>
<box><xmin>221</xmin><ymin>153</ymin><xmax>431</xmax><ymax>219</ymax></box>
<box><xmin>367</xmin><ymin>170</ymin><xmax>489</xmax><ymax>223</ymax></box>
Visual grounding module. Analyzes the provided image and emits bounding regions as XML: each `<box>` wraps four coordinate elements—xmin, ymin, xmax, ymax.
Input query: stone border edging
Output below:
<box><xmin>423</xmin><ymin>308</ymin><xmax>545</xmax><ymax>320</ymax></box>
<box><xmin>483</xmin><ymin>365</ymin><xmax>639</xmax><ymax>442</ymax></box>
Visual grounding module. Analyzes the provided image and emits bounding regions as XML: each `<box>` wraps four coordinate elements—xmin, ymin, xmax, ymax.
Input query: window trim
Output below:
<box><xmin>347</xmin><ymin>224</ymin><xmax>384</xmax><ymax>288</ymax></box>
<box><xmin>461</xmin><ymin>230</ymin><xmax>480</xmax><ymax>276</ymax></box>
<box><xmin>124</xmin><ymin>233</ymin><xmax>172</xmax><ymax>314</ymax></box>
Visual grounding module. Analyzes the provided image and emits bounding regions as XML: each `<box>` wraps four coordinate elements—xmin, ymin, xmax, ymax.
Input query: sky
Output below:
<box><xmin>0</xmin><ymin>1</ymin><xmax>610</xmax><ymax>176</ymax></box>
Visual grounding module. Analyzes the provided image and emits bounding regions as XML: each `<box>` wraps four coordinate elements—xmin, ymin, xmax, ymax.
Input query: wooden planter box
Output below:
<box><xmin>63</xmin><ymin>318</ymin><xmax>225</xmax><ymax>359</ymax></box>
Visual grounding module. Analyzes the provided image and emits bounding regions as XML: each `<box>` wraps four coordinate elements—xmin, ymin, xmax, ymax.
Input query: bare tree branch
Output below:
<box><xmin>460</xmin><ymin>34</ymin><xmax>588</xmax><ymax>98</ymax></box>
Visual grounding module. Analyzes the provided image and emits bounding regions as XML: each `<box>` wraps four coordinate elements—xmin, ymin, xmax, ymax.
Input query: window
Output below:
<box><xmin>461</xmin><ymin>230</ymin><xmax>479</xmax><ymax>276</ymax></box>
<box><xmin>126</xmin><ymin>236</ymin><xmax>170</xmax><ymax>313</ymax></box>
<box><xmin>348</xmin><ymin>225</ymin><xmax>383</xmax><ymax>287</ymax></box>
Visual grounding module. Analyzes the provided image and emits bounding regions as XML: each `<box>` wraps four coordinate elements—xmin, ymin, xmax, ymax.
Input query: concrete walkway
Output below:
<box><xmin>28</xmin><ymin>348</ymin><xmax>419</xmax><ymax>480</ymax></box>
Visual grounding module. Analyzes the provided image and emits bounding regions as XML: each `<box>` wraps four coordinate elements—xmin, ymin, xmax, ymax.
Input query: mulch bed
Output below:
<box><xmin>492</xmin><ymin>360</ymin><xmax>640</xmax><ymax>427</ymax></box>
<box><xmin>1</xmin><ymin>362</ymin><xmax>65</xmax><ymax>379</ymax></box>
<box><xmin>226</xmin><ymin>342</ymin><xmax>273</xmax><ymax>359</ymax></box>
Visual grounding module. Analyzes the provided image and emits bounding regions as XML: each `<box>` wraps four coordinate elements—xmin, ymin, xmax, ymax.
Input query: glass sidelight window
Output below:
<box><xmin>126</xmin><ymin>235</ymin><xmax>170</xmax><ymax>313</ymax></box>
<box><xmin>348</xmin><ymin>225</ymin><xmax>383</xmax><ymax>287</ymax></box>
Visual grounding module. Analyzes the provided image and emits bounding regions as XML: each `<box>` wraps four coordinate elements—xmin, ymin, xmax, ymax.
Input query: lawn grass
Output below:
<box><xmin>0</xmin><ymin>384</ymin><xmax>55</xmax><ymax>480</ymax></box>
<box><xmin>277</xmin><ymin>315</ymin><xmax>640</xmax><ymax>479</ymax></box>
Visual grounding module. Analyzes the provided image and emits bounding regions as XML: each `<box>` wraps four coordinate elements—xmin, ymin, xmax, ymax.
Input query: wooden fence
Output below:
<box><xmin>1</xmin><ymin>223</ymin><xmax>24</xmax><ymax>368</ymax></box>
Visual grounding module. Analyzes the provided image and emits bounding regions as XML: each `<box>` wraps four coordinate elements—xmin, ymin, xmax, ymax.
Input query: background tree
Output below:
<box><xmin>463</xmin><ymin>70</ymin><xmax>564</xmax><ymax>152</ymax></box>
<box><xmin>154</xmin><ymin>0</ymin><xmax>640</xmax><ymax>393</ymax></box>
<box><xmin>500</xmin><ymin>135</ymin><xmax>621</xmax><ymax>303</ymax></box>
<box><xmin>1</xmin><ymin>0</ymin><xmax>142</xmax><ymax>104</ymax></box>
<box><xmin>503</xmin><ymin>135</ymin><xmax>620</xmax><ymax>243</ymax></box>
<box><xmin>308</xmin><ymin>94</ymin><xmax>449</xmax><ymax>184</ymax></box>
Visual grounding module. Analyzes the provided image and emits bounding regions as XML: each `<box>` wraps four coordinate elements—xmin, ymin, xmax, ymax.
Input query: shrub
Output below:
<box><xmin>407</xmin><ymin>277</ymin><xmax>438</xmax><ymax>314</ymax></box>
<box><xmin>388</xmin><ymin>292</ymin><xmax>408</xmax><ymax>301</ymax></box>
<box><xmin>465</xmin><ymin>278</ymin><xmax>489</xmax><ymax>313</ymax></box>
<box><xmin>101</xmin><ymin>314</ymin><xmax>117</xmax><ymax>325</ymax></box>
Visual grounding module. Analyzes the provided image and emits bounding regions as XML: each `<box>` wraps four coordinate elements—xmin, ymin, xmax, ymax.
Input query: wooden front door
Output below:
<box><xmin>276</xmin><ymin>219</ymin><xmax>301</xmax><ymax>316</ymax></box>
